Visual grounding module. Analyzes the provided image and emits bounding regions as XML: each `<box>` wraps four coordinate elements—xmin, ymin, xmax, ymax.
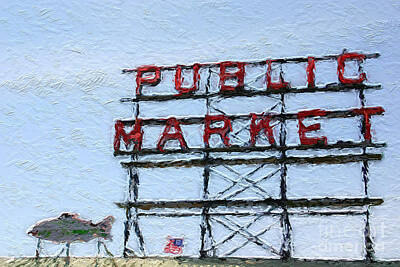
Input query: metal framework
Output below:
<box><xmin>115</xmin><ymin>52</ymin><xmax>384</xmax><ymax>261</ymax></box>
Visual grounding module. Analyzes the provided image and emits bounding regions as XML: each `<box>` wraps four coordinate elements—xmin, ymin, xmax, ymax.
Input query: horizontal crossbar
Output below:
<box><xmin>116</xmin><ymin>197</ymin><xmax>383</xmax><ymax>210</ymax></box>
<box><xmin>115</xmin><ymin>141</ymin><xmax>385</xmax><ymax>157</ymax></box>
<box><xmin>120</xmin><ymin>83</ymin><xmax>381</xmax><ymax>103</ymax></box>
<box><xmin>135</xmin><ymin>210</ymin><xmax>367</xmax><ymax>217</ymax></box>
<box><xmin>120</xmin><ymin>153</ymin><xmax>382</xmax><ymax>168</ymax></box>
<box><xmin>118</xmin><ymin>105</ymin><xmax>384</xmax><ymax>126</ymax></box>
<box><xmin>121</xmin><ymin>52</ymin><xmax>380</xmax><ymax>73</ymax></box>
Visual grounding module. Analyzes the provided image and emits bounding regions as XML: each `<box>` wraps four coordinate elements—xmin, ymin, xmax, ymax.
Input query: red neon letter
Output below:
<box><xmin>337</xmin><ymin>53</ymin><xmax>366</xmax><ymax>84</ymax></box>
<box><xmin>306</xmin><ymin>57</ymin><xmax>315</xmax><ymax>88</ymax></box>
<box><xmin>204</xmin><ymin>115</ymin><xmax>232</xmax><ymax>147</ymax></box>
<box><xmin>219</xmin><ymin>61</ymin><xmax>245</xmax><ymax>92</ymax></box>
<box><xmin>114</xmin><ymin>120</ymin><xmax>143</xmax><ymax>152</ymax></box>
<box><xmin>157</xmin><ymin>118</ymin><xmax>188</xmax><ymax>152</ymax></box>
<box><xmin>353</xmin><ymin>107</ymin><xmax>385</xmax><ymax>141</ymax></box>
<box><xmin>136</xmin><ymin>65</ymin><xmax>161</xmax><ymax>95</ymax></box>
<box><xmin>266</xmin><ymin>60</ymin><xmax>289</xmax><ymax>90</ymax></box>
<box><xmin>250</xmin><ymin>113</ymin><xmax>276</xmax><ymax>146</ymax></box>
<box><xmin>298</xmin><ymin>109</ymin><xmax>327</xmax><ymax>145</ymax></box>
<box><xmin>175</xmin><ymin>64</ymin><xmax>200</xmax><ymax>95</ymax></box>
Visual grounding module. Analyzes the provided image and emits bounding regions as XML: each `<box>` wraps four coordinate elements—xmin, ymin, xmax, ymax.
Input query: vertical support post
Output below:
<box><xmin>123</xmin><ymin>102</ymin><xmax>145</xmax><ymax>257</ymax></box>
<box><xmin>359</xmin><ymin>89</ymin><xmax>375</xmax><ymax>262</ymax></box>
<box><xmin>200</xmin><ymin>164</ymin><xmax>211</xmax><ymax>258</ymax></box>
<box><xmin>200</xmin><ymin>68</ymin><xmax>216</xmax><ymax>258</ymax></box>
<box><xmin>279</xmin><ymin>92</ymin><xmax>292</xmax><ymax>260</ymax></box>
<box><xmin>129</xmin><ymin>164</ymin><xmax>146</xmax><ymax>256</ymax></box>
<box><xmin>123</xmin><ymin>205</ymin><xmax>133</xmax><ymax>257</ymax></box>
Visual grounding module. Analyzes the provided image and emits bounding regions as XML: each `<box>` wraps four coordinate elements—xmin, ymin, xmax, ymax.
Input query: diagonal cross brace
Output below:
<box><xmin>204</xmin><ymin>214</ymin><xmax>264</xmax><ymax>252</ymax></box>
<box><xmin>222</xmin><ymin>217</ymin><xmax>281</xmax><ymax>256</ymax></box>
<box><xmin>224</xmin><ymin>165</ymin><xmax>275</xmax><ymax>193</ymax></box>
<box><xmin>223</xmin><ymin>167</ymin><xmax>280</xmax><ymax>199</ymax></box>
<box><xmin>210</xmin><ymin>166</ymin><xmax>269</xmax><ymax>199</ymax></box>
<box><xmin>212</xmin><ymin>216</ymin><xmax>280</xmax><ymax>256</ymax></box>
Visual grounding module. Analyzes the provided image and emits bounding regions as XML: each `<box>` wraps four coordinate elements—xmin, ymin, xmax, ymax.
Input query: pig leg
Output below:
<box><xmin>97</xmin><ymin>239</ymin><xmax>101</xmax><ymax>256</ymax></box>
<box><xmin>55</xmin><ymin>247</ymin><xmax>65</xmax><ymax>258</ymax></box>
<box><xmin>35</xmin><ymin>238</ymin><xmax>41</xmax><ymax>258</ymax></box>
<box><xmin>66</xmin><ymin>242</ymin><xmax>70</xmax><ymax>257</ymax></box>
<box><xmin>52</xmin><ymin>246</ymin><xmax>65</xmax><ymax>264</ymax></box>
<box><xmin>100</xmin><ymin>241</ymin><xmax>114</xmax><ymax>257</ymax></box>
<box><xmin>65</xmin><ymin>243</ymin><xmax>71</xmax><ymax>265</ymax></box>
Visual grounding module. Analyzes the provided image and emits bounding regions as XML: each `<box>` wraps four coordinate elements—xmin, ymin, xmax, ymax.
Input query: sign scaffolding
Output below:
<box><xmin>114</xmin><ymin>51</ymin><xmax>385</xmax><ymax>261</ymax></box>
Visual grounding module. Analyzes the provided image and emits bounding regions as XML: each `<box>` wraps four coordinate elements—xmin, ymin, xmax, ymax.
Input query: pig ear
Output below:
<box><xmin>106</xmin><ymin>216</ymin><xmax>115</xmax><ymax>223</ymax></box>
<box><xmin>59</xmin><ymin>212</ymin><xmax>79</xmax><ymax>219</ymax></box>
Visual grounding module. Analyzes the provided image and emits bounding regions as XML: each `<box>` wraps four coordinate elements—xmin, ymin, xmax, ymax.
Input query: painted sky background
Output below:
<box><xmin>1</xmin><ymin>0</ymin><xmax>400</xmax><ymax>260</ymax></box>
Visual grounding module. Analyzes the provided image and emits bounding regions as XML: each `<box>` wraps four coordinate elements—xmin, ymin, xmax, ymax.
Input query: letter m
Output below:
<box><xmin>114</xmin><ymin>120</ymin><xmax>143</xmax><ymax>153</ymax></box>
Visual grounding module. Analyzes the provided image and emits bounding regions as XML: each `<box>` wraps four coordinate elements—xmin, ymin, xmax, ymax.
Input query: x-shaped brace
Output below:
<box><xmin>211</xmin><ymin>216</ymin><xmax>280</xmax><ymax>256</ymax></box>
<box><xmin>211</xmin><ymin>166</ymin><xmax>280</xmax><ymax>199</ymax></box>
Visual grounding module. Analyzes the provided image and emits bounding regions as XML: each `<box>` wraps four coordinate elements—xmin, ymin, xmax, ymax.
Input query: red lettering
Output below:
<box><xmin>219</xmin><ymin>61</ymin><xmax>245</xmax><ymax>92</ymax></box>
<box><xmin>298</xmin><ymin>109</ymin><xmax>328</xmax><ymax>145</ymax></box>
<box><xmin>250</xmin><ymin>113</ymin><xmax>276</xmax><ymax>146</ymax></box>
<box><xmin>157</xmin><ymin>118</ymin><xmax>188</xmax><ymax>152</ymax></box>
<box><xmin>204</xmin><ymin>115</ymin><xmax>232</xmax><ymax>147</ymax></box>
<box><xmin>114</xmin><ymin>120</ymin><xmax>143</xmax><ymax>152</ymax></box>
<box><xmin>337</xmin><ymin>53</ymin><xmax>366</xmax><ymax>84</ymax></box>
<box><xmin>353</xmin><ymin>107</ymin><xmax>385</xmax><ymax>141</ymax></box>
<box><xmin>266</xmin><ymin>60</ymin><xmax>289</xmax><ymax>90</ymax></box>
<box><xmin>306</xmin><ymin>57</ymin><xmax>315</xmax><ymax>88</ymax></box>
<box><xmin>136</xmin><ymin>65</ymin><xmax>161</xmax><ymax>95</ymax></box>
<box><xmin>175</xmin><ymin>64</ymin><xmax>200</xmax><ymax>95</ymax></box>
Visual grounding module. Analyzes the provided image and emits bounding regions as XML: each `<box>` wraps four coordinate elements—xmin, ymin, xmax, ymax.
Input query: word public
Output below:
<box><xmin>128</xmin><ymin>52</ymin><xmax>368</xmax><ymax>95</ymax></box>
